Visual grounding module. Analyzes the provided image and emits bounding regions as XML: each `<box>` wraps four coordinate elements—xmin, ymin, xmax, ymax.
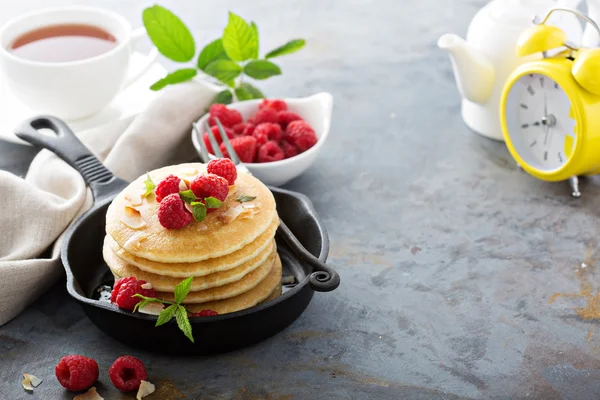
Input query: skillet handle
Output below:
<box><xmin>277</xmin><ymin>220</ymin><xmax>340</xmax><ymax>292</ymax></box>
<box><xmin>14</xmin><ymin>115</ymin><xmax>126</xmax><ymax>201</ymax></box>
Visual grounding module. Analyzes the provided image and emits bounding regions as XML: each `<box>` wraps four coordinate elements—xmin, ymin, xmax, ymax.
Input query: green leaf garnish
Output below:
<box><xmin>265</xmin><ymin>39</ymin><xmax>306</xmax><ymax>59</ymax></box>
<box><xmin>212</xmin><ymin>89</ymin><xmax>234</xmax><ymax>105</ymax></box>
<box><xmin>142</xmin><ymin>5</ymin><xmax>195</xmax><ymax>62</ymax></box>
<box><xmin>244</xmin><ymin>60</ymin><xmax>281</xmax><ymax>80</ymax></box>
<box><xmin>190</xmin><ymin>201</ymin><xmax>207</xmax><ymax>222</ymax></box>
<box><xmin>250</xmin><ymin>22</ymin><xmax>259</xmax><ymax>59</ymax></box>
<box><xmin>222</xmin><ymin>12</ymin><xmax>257</xmax><ymax>62</ymax></box>
<box><xmin>236</xmin><ymin>194</ymin><xmax>256</xmax><ymax>203</ymax></box>
<box><xmin>174</xmin><ymin>276</ymin><xmax>193</xmax><ymax>304</ymax></box>
<box><xmin>197</xmin><ymin>38</ymin><xmax>230</xmax><ymax>70</ymax></box>
<box><xmin>132</xmin><ymin>295</ymin><xmax>164</xmax><ymax>312</ymax></box>
<box><xmin>204</xmin><ymin>196</ymin><xmax>223</xmax><ymax>208</ymax></box>
<box><xmin>179</xmin><ymin>190</ymin><xmax>197</xmax><ymax>204</ymax></box>
<box><xmin>237</xmin><ymin>83</ymin><xmax>264</xmax><ymax>99</ymax></box>
<box><xmin>204</xmin><ymin>60</ymin><xmax>242</xmax><ymax>87</ymax></box>
<box><xmin>143</xmin><ymin>173</ymin><xmax>155</xmax><ymax>198</ymax></box>
<box><xmin>156</xmin><ymin>304</ymin><xmax>177</xmax><ymax>327</ymax></box>
<box><xmin>150</xmin><ymin>68</ymin><xmax>197</xmax><ymax>91</ymax></box>
<box><xmin>176</xmin><ymin>305</ymin><xmax>194</xmax><ymax>343</ymax></box>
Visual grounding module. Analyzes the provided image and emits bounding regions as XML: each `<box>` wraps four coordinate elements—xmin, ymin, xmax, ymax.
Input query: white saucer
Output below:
<box><xmin>0</xmin><ymin>51</ymin><xmax>168</xmax><ymax>145</ymax></box>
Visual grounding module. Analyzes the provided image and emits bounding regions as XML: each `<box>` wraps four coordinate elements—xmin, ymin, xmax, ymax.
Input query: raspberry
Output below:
<box><xmin>281</xmin><ymin>140</ymin><xmax>300</xmax><ymax>159</ymax></box>
<box><xmin>190</xmin><ymin>173</ymin><xmax>229</xmax><ymax>207</ymax></box>
<box><xmin>191</xmin><ymin>309</ymin><xmax>219</xmax><ymax>317</ymax></box>
<box><xmin>233</xmin><ymin>122</ymin><xmax>255</xmax><ymax>136</ymax></box>
<box><xmin>207</xmin><ymin>104</ymin><xmax>243</xmax><ymax>128</ymax></box>
<box><xmin>252</xmin><ymin>127</ymin><xmax>268</xmax><ymax>146</ymax></box>
<box><xmin>112</xmin><ymin>277</ymin><xmax>157</xmax><ymax>310</ymax></box>
<box><xmin>254</xmin><ymin>123</ymin><xmax>282</xmax><ymax>144</ymax></box>
<box><xmin>250</xmin><ymin>108</ymin><xmax>278</xmax><ymax>125</ymax></box>
<box><xmin>278</xmin><ymin>111</ymin><xmax>303</xmax><ymax>130</ymax></box>
<box><xmin>55</xmin><ymin>355</ymin><xmax>99</xmax><ymax>391</ymax></box>
<box><xmin>257</xmin><ymin>141</ymin><xmax>285</xmax><ymax>163</ymax></box>
<box><xmin>285</xmin><ymin>120</ymin><xmax>318</xmax><ymax>152</ymax></box>
<box><xmin>157</xmin><ymin>193</ymin><xmax>193</xmax><ymax>230</ymax></box>
<box><xmin>219</xmin><ymin>136</ymin><xmax>257</xmax><ymax>163</ymax></box>
<box><xmin>202</xmin><ymin>133</ymin><xmax>215</xmax><ymax>154</ymax></box>
<box><xmin>207</xmin><ymin>158</ymin><xmax>237</xmax><ymax>185</ymax></box>
<box><xmin>154</xmin><ymin>174</ymin><xmax>181</xmax><ymax>203</ymax></box>
<box><xmin>259</xmin><ymin>99</ymin><xmax>288</xmax><ymax>112</ymax></box>
<box><xmin>108</xmin><ymin>356</ymin><xmax>147</xmax><ymax>392</ymax></box>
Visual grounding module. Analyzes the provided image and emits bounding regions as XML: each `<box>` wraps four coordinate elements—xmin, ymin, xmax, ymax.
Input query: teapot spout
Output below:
<box><xmin>438</xmin><ymin>33</ymin><xmax>495</xmax><ymax>104</ymax></box>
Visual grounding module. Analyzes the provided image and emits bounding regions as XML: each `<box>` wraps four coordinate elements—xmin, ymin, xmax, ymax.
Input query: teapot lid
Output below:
<box><xmin>487</xmin><ymin>0</ymin><xmax>574</xmax><ymax>27</ymax></box>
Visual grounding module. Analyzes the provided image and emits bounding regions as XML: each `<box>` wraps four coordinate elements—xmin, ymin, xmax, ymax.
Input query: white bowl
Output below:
<box><xmin>192</xmin><ymin>92</ymin><xmax>333</xmax><ymax>186</ymax></box>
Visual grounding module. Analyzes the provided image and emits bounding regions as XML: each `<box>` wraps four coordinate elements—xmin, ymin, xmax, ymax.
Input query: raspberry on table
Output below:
<box><xmin>233</xmin><ymin>122</ymin><xmax>255</xmax><ymax>136</ymax></box>
<box><xmin>250</xmin><ymin>108</ymin><xmax>278</xmax><ymax>125</ymax></box>
<box><xmin>278</xmin><ymin>111</ymin><xmax>303</xmax><ymax>130</ymax></box>
<box><xmin>112</xmin><ymin>277</ymin><xmax>157</xmax><ymax>310</ymax></box>
<box><xmin>285</xmin><ymin>120</ymin><xmax>318</xmax><ymax>152</ymax></box>
<box><xmin>157</xmin><ymin>193</ymin><xmax>193</xmax><ymax>230</ymax></box>
<box><xmin>55</xmin><ymin>355</ymin><xmax>99</xmax><ymax>392</ymax></box>
<box><xmin>219</xmin><ymin>136</ymin><xmax>258</xmax><ymax>163</ymax></box>
<box><xmin>254</xmin><ymin>123</ymin><xmax>282</xmax><ymax>143</ymax></box>
<box><xmin>281</xmin><ymin>140</ymin><xmax>300</xmax><ymax>159</ymax></box>
<box><xmin>190</xmin><ymin>174</ymin><xmax>229</xmax><ymax>205</ymax></box>
<box><xmin>259</xmin><ymin>99</ymin><xmax>288</xmax><ymax>112</ymax></box>
<box><xmin>207</xmin><ymin>104</ymin><xmax>243</xmax><ymax>128</ymax></box>
<box><xmin>154</xmin><ymin>174</ymin><xmax>181</xmax><ymax>203</ymax></box>
<box><xmin>207</xmin><ymin>158</ymin><xmax>237</xmax><ymax>185</ymax></box>
<box><xmin>257</xmin><ymin>141</ymin><xmax>285</xmax><ymax>163</ymax></box>
<box><xmin>108</xmin><ymin>356</ymin><xmax>148</xmax><ymax>392</ymax></box>
<box><xmin>191</xmin><ymin>309</ymin><xmax>219</xmax><ymax>317</ymax></box>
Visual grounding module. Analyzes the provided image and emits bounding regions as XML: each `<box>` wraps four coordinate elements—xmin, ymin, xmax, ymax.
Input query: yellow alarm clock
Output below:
<box><xmin>500</xmin><ymin>7</ymin><xmax>600</xmax><ymax>197</ymax></box>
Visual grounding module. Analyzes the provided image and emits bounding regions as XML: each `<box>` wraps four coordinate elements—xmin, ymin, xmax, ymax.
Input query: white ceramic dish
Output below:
<box><xmin>192</xmin><ymin>92</ymin><xmax>333</xmax><ymax>186</ymax></box>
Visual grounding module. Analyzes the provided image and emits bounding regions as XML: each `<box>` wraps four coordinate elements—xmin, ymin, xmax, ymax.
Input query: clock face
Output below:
<box><xmin>504</xmin><ymin>73</ymin><xmax>576</xmax><ymax>172</ymax></box>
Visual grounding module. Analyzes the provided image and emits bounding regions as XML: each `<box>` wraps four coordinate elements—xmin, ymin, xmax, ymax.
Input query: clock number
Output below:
<box><xmin>554</xmin><ymin>82</ymin><xmax>559</xmax><ymax>89</ymax></box>
<box><xmin>527</xmin><ymin>85</ymin><xmax>535</xmax><ymax>95</ymax></box>
<box><xmin>533</xmin><ymin>121</ymin><xmax>540</xmax><ymax>126</ymax></box>
<box><xmin>530</xmin><ymin>140</ymin><xmax>537</xmax><ymax>147</ymax></box>
<box><xmin>520</xmin><ymin>103</ymin><xmax>528</xmax><ymax>109</ymax></box>
<box><xmin>558</xmin><ymin>153</ymin><xmax>563</xmax><ymax>163</ymax></box>
<box><xmin>539</xmin><ymin>77</ymin><xmax>544</xmax><ymax>87</ymax></box>
<box><xmin>544</xmin><ymin>151</ymin><xmax>548</xmax><ymax>161</ymax></box>
<box><xmin>521</xmin><ymin>123</ymin><xmax>529</xmax><ymax>128</ymax></box>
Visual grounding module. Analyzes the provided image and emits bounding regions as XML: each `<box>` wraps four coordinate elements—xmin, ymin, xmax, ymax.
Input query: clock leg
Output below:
<box><xmin>569</xmin><ymin>176</ymin><xmax>581</xmax><ymax>198</ymax></box>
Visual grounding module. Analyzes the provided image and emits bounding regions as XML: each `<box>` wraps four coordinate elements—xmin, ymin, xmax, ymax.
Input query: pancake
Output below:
<box><xmin>104</xmin><ymin>236</ymin><xmax>276</xmax><ymax>293</ymax></box>
<box><xmin>106</xmin><ymin>163</ymin><xmax>277</xmax><ymax>263</ymax></box>
<box><xmin>107</xmin><ymin>218</ymin><xmax>279</xmax><ymax>277</ymax></box>
<box><xmin>187</xmin><ymin>253</ymin><xmax>283</xmax><ymax>314</ymax></box>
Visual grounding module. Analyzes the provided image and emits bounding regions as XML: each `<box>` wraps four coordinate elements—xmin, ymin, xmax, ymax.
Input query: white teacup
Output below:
<box><xmin>0</xmin><ymin>6</ymin><xmax>158</xmax><ymax>120</ymax></box>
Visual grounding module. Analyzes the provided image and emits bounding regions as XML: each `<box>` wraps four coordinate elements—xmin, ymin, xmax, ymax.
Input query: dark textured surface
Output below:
<box><xmin>2</xmin><ymin>0</ymin><xmax>600</xmax><ymax>399</ymax></box>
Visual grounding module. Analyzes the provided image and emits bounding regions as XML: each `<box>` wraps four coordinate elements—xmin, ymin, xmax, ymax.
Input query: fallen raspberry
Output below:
<box><xmin>285</xmin><ymin>120</ymin><xmax>318</xmax><ymax>152</ymax></box>
<box><xmin>281</xmin><ymin>140</ymin><xmax>300</xmax><ymax>159</ymax></box>
<box><xmin>259</xmin><ymin>99</ymin><xmax>288</xmax><ymax>112</ymax></box>
<box><xmin>254</xmin><ymin>123</ymin><xmax>282</xmax><ymax>144</ymax></box>
<box><xmin>220</xmin><ymin>136</ymin><xmax>257</xmax><ymax>163</ymax></box>
<box><xmin>257</xmin><ymin>141</ymin><xmax>285</xmax><ymax>163</ymax></box>
<box><xmin>154</xmin><ymin>174</ymin><xmax>181</xmax><ymax>203</ymax></box>
<box><xmin>108</xmin><ymin>356</ymin><xmax>147</xmax><ymax>392</ymax></box>
<box><xmin>190</xmin><ymin>174</ymin><xmax>229</xmax><ymax>207</ymax></box>
<box><xmin>277</xmin><ymin>111</ymin><xmax>303</xmax><ymax>130</ymax></box>
<box><xmin>55</xmin><ymin>355</ymin><xmax>99</xmax><ymax>392</ymax></box>
<box><xmin>112</xmin><ymin>277</ymin><xmax>157</xmax><ymax>310</ymax></box>
<box><xmin>191</xmin><ymin>310</ymin><xmax>219</xmax><ymax>317</ymax></box>
<box><xmin>207</xmin><ymin>104</ymin><xmax>242</xmax><ymax>128</ymax></box>
<box><xmin>207</xmin><ymin>158</ymin><xmax>237</xmax><ymax>185</ymax></box>
<box><xmin>157</xmin><ymin>193</ymin><xmax>193</xmax><ymax>230</ymax></box>
<box><xmin>233</xmin><ymin>122</ymin><xmax>255</xmax><ymax>136</ymax></box>
<box><xmin>250</xmin><ymin>108</ymin><xmax>278</xmax><ymax>125</ymax></box>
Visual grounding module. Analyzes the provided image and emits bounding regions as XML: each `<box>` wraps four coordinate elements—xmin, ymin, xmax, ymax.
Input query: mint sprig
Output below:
<box><xmin>133</xmin><ymin>276</ymin><xmax>196</xmax><ymax>342</ymax></box>
<box><xmin>142</xmin><ymin>173</ymin><xmax>155</xmax><ymax>198</ymax></box>
<box><xmin>179</xmin><ymin>191</ymin><xmax>224</xmax><ymax>222</ymax></box>
<box><xmin>143</xmin><ymin>6</ymin><xmax>306</xmax><ymax>100</ymax></box>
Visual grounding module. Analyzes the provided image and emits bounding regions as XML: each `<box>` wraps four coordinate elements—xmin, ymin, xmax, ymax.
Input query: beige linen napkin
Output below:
<box><xmin>0</xmin><ymin>80</ymin><xmax>218</xmax><ymax>326</ymax></box>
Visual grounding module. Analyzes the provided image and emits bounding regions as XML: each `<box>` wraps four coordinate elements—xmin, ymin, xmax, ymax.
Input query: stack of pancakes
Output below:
<box><xmin>103</xmin><ymin>163</ymin><xmax>282</xmax><ymax>314</ymax></box>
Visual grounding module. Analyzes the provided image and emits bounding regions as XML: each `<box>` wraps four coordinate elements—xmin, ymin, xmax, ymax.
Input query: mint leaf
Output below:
<box><xmin>222</xmin><ymin>12</ymin><xmax>257</xmax><ymax>62</ymax></box>
<box><xmin>204</xmin><ymin>196</ymin><xmax>223</xmax><ymax>208</ymax></box>
<box><xmin>150</xmin><ymin>68</ymin><xmax>197</xmax><ymax>91</ymax></box>
<box><xmin>204</xmin><ymin>60</ymin><xmax>242</xmax><ymax>87</ymax></box>
<box><xmin>265</xmin><ymin>39</ymin><xmax>306</xmax><ymax>59</ymax></box>
<box><xmin>237</xmin><ymin>83</ymin><xmax>264</xmax><ymax>99</ymax></box>
<box><xmin>212</xmin><ymin>89</ymin><xmax>233</xmax><ymax>105</ymax></box>
<box><xmin>142</xmin><ymin>5</ymin><xmax>195</xmax><ymax>62</ymax></box>
<box><xmin>156</xmin><ymin>304</ymin><xmax>177</xmax><ymax>327</ymax></box>
<box><xmin>244</xmin><ymin>60</ymin><xmax>281</xmax><ymax>80</ymax></box>
<box><xmin>190</xmin><ymin>201</ymin><xmax>207</xmax><ymax>222</ymax></box>
<box><xmin>234</xmin><ymin>86</ymin><xmax>253</xmax><ymax>101</ymax></box>
<box><xmin>236</xmin><ymin>194</ymin><xmax>256</xmax><ymax>202</ymax></box>
<box><xmin>143</xmin><ymin>172</ymin><xmax>155</xmax><ymax>197</ymax></box>
<box><xmin>175</xmin><ymin>305</ymin><xmax>194</xmax><ymax>343</ymax></box>
<box><xmin>174</xmin><ymin>276</ymin><xmax>193</xmax><ymax>304</ymax></box>
<box><xmin>179</xmin><ymin>190</ymin><xmax>197</xmax><ymax>204</ymax></box>
<box><xmin>197</xmin><ymin>38</ymin><xmax>230</xmax><ymax>70</ymax></box>
<box><xmin>250</xmin><ymin>22</ymin><xmax>259</xmax><ymax>59</ymax></box>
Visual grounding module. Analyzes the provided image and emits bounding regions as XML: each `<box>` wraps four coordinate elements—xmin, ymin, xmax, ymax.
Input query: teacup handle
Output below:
<box><xmin>123</xmin><ymin>27</ymin><xmax>159</xmax><ymax>89</ymax></box>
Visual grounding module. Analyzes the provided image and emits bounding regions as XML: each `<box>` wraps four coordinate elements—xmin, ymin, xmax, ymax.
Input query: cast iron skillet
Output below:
<box><xmin>15</xmin><ymin>115</ymin><xmax>340</xmax><ymax>355</ymax></box>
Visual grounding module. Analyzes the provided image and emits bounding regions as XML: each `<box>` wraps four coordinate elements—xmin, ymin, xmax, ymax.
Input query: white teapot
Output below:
<box><xmin>438</xmin><ymin>0</ymin><xmax>582</xmax><ymax>141</ymax></box>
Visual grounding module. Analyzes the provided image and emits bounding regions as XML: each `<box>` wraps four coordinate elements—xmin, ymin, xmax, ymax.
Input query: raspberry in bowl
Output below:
<box><xmin>191</xmin><ymin>92</ymin><xmax>333</xmax><ymax>186</ymax></box>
